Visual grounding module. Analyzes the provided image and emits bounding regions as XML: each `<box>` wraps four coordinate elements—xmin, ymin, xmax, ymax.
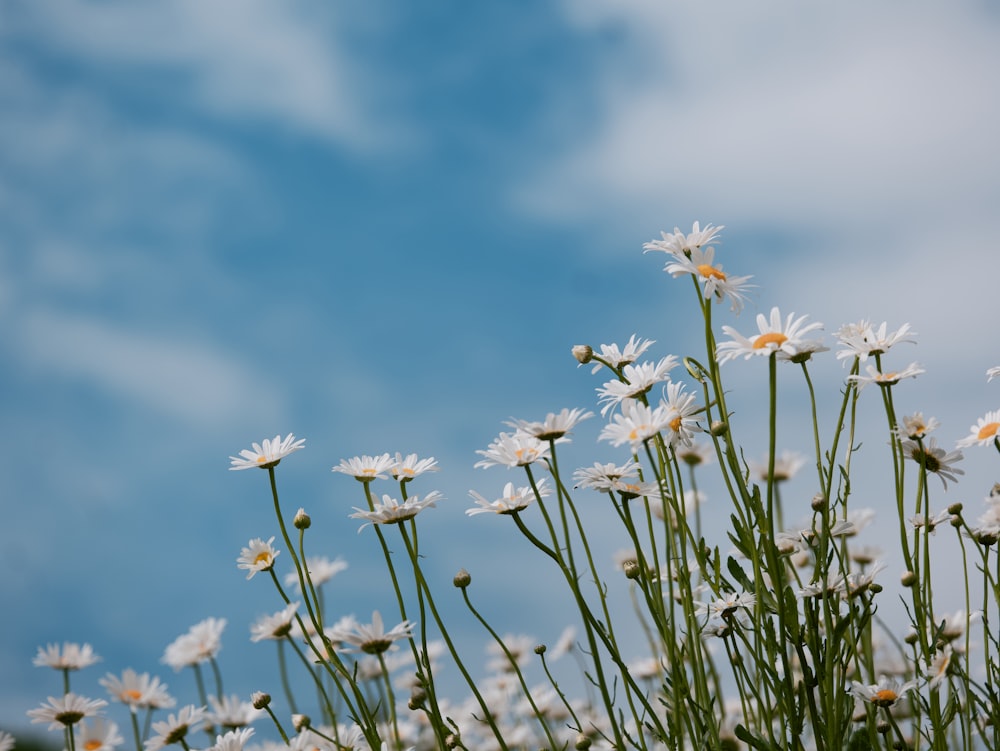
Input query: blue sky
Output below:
<box><xmin>3</xmin><ymin>0</ymin><xmax>1000</xmax><ymax>736</ymax></box>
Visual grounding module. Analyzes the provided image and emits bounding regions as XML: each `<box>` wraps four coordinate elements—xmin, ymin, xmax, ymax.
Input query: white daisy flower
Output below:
<box><xmin>661</xmin><ymin>380</ymin><xmax>700</xmax><ymax>448</ymax></box>
<box><xmin>910</xmin><ymin>509</ymin><xmax>952</xmax><ymax>534</ymax></box>
<box><xmin>162</xmin><ymin>618</ymin><xmax>226</xmax><ymax>671</ymax></box>
<box><xmin>207</xmin><ymin>729</ymin><xmax>255</xmax><ymax>751</ymax></box>
<box><xmin>77</xmin><ymin>718</ymin><xmax>124</xmax><ymax>751</ymax></box>
<box><xmin>847</xmin><ymin>362</ymin><xmax>925</xmax><ymax>390</ymax></box>
<box><xmin>588</xmin><ymin>335</ymin><xmax>655</xmax><ymax>374</ymax></box>
<box><xmin>229</xmin><ymin>434</ymin><xmax>305</xmax><ymax>470</ymax></box>
<box><xmin>901</xmin><ymin>438</ymin><xmax>964</xmax><ymax>488</ymax></box>
<box><xmin>662</xmin><ymin>245</ymin><xmax>754</xmax><ymax>312</ymax></box>
<box><xmin>695</xmin><ymin>592</ymin><xmax>756</xmax><ymax>618</ymax></box>
<box><xmin>0</xmin><ymin>731</ymin><xmax>14</xmax><ymax>751</ymax></box>
<box><xmin>643</xmin><ymin>221</ymin><xmax>724</xmax><ymax>260</ymax></box>
<box><xmin>957</xmin><ymin>409</ymin><xmax>1000</xmax><ymax>448</ymax></box>
<box><xmin>988</xmin><ymin>366</ymin><xmax>1000</xmax><ymax>382</ymax></box>
<box><xmin>849</xmin><ymin>675</ymin><xmax>916</xmax><ymax>708</ymax></box>
<box><xmin>506</xmin><ymin>407</ymin><xmax>593</xmax><ymax>441</ymax></box>
<box><xmin>284</xmin><ymin>556</ymin><xmax>348</xmax><ymax>589</ymax></box>
<box><xmin>33</xmin><ymin>642</ymin><xmax>101</xmax><ymax>671</ymax></box>
<box><xmin>716</xmin><ymin>307</ymin><xmax>824</xmax><ymax>364</ymax></box>
<box><xmin>467</xmin><ymin>479</ymin><xmax>550</xmax><ymax>516</ymax></box>
<box><xmin>750</xmin><ymin>450</ymin><xmax>807</xmax><ymax>484</ymax></box>
<box><xmin>330</xmin><ymin>611</ymin><xmax>414</xmax><ymax>655</ymax></box>
<box><xmin>391</xmin><ymin>453</ymin><xmax>439</xmax><ymax>481</ymax></box>
<box><xmin>27</xmin><ymin>694</ymin><xmax>108</xmax><ymax>730</ymax></box>
<box><xmin>236</xmin><ymin>537</ymin><xmax>280</xmax><ymax>580</ymax></box>
<box><xmin>144</xmin><ymin>705</ymin><xmax>207</xmax><ymax>751</ymax></box>
<box><xmin>835</xmin><ymin>320</ymin><xmax>916</xmax><ymax>362</ymax></box>
<box><xmin>596</xmin><ymin>357</ymin><xmax>679</xmax><ymax>416</ymax></box>
<box><xmin>332</xmin><ymin>453</ymin><xmax>396</xmax><ymax>482</ymax></box>
<box><xmin>894</xmin><ymin>412</ymin><xmax>939</xmax><ymax>441</ymax></box>
<box><xmin>598</xmin><ymin>400</ymin><xmax>672</xmax><ymax>448</ymax></box>
<box><xmin>573</xmin><ymin>460</ymin><xmax>642</xmax><ymax>492</ymax></box>
<box><xmin>474</xmin><ymin>432</ymin><xmax>549</xmax><ymax>469</ymax></box>
<box><xmin>100</xmin><ymin>669</ymin><xmax>175</xmax><ymax>709</ymax></box>
<box><xmin>206</xmin><ymin>695</ymin><xmax>260</xmax><ymax>729</ymax></box>
<box><xmin>676</xmin><ymin>442</ymin><xmax>714</xmax><ymax>467</ymax></box>
<box><xmin>350</xmin><ymin>491</ymin><xmax>441</xmax><ymax>529</ymax></box>
<box><xmin>250</xmin><ymin>602</ymin><xmax>299</xmax><ymax>642</ymax></box>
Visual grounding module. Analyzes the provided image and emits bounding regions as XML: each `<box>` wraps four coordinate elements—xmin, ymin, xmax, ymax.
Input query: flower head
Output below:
<box><xmin>901</xmin><ymin>437</ymin><xmax>964</xmax><ymax>488</ymax></box>
<box><xmin>716</xmin><ymin>307</ymin><xmax>824</xmax><ymax>364</ymax></box>
<box><xmin>236</xmin><ymin>537</ymin><xmax>280</xmax><ymax>580</ymax></box>
<box><xmin>587</xmin><ymin>335</ymin><xmax>655</xmax><ymax>374</ymax></box>
<box><xmin>332</xmin><ymin>453</ymin><xmax>396</xmax><ymax>482</ymax></box>
<box><xmin>229</xmin><ymin>434</ymin><xmax>305</xmax><ymax>470</ymax></box>
<box><xmin>284</xmin><ymin>556</ymin><xmax>348</xmax><ymax>590</ymax></box>
<box><xmin>99</xmin><ymin>669</ymin><xmax>175</xmax><ymax>709</ymax></box>
<box><xmin>643</xmin><ymin>221</ymin><xmax>724</xmax><ymax>259</ymax></box>
<box><xmin>662</xmin><ymin>245</ymin><xmax>754</xmax><ymax>312</ymax></box>
<box><xmin>162</xmin><ymin>618</ymin><xmax>226</xmax><ymax>671</ymax></box>
<box><xmin>207</xmin><ymin>729</ymin><xmax>255</xmax><ymax>751</ymax></box>
<box><xmin>474</xmin><ymin>432</ymin><xmax>549</xmax><ymax>469</ymax></box>
<box><xmin>33</xmin><ymin>642</ymin><xmax>101</xmax><ymax>671</ymax></box>
<box><xmin>505</xmin><ymin>407</ymin><xmax>593</xmax><ymax>441</ymax></box>
<box><xmin>894</xmin><ymin>412</ymin><xmax>939</xmax><ymax>441</ymax></box>
<box><xmin>350</xmin><ymin>491</ymin><xmax>441</xmax><ymax>530</ymax></box>
<box><xmin>144</xmin><ymin>705</ymin><xmax>207</xmax><ymax>751</ymax></box>
<box><xmin>750</xmin><ymin>451</ymin><xmax>807</xmax><ymax>483</ymax></box>
<box><xmin>849</xmin><ymin>676</ymin><xmax>916</xmax><ymax>708</ymax></box>
<box><xmin>0</xmin><ymin>731</ymin><xmax>14</xmax><ymax>751</ymax></box>
<box><xmin>250</xmin><ymin>602</ymin><xmax>300</xmax><ymax>642</ymax></box>
<box><xmin>596</xmin><ymin>357</ymin><xmax>678</xmax><ymax>416</ymax></box>
<box><xmin>27</xmin><ymin>693</ymin><xmax>108</xmax><ymax>730</ymax></box>
<box><xmin>206</xmin><ymin>695</ymin><xmax>260</xmax><ymax>729</ymax></box>
<box><xmin>988</xmin><ymin>366</ymin><xmax>1000</xmax><ymax>382</ymax></box>
<box><xmin>847</xmin><ymin>362</ymin><xmax>925</xmax><ymax>390</ymax></box>
<box><xmin>573</xmin><ymin>460</ymin><xmax>642</xmax><ymax>493</ymax></box>
<box><xmin>957</xmin><ymin>409</ymin><xmax>1000</xmax><ymax>448</ymax></box>
<box><xmin>467</xmin><ymin>479</ymin><xmax>550</xmax><ymax>516</ymax></box>
<box><xmin>660</xmin><ymin>381</ymin><xmax>700</xmax><ymax>448</ymax></box>
<box><xmin>77</xmin><ymin>718</ymin><xmax>124</xmax><ymax>751</ymax></box>
<box><xmin>391</xmin><ymin>453</ymin><xmax>439</xmax><ymax>481</ymax></box>
<box><xmin>835</xmin><ymin>320</ymin><xmax>916</xmax><ymax>362</ymax></box>
<box><xmin>695</xmin><ymin>592</ymin><xmax>756</xmax><ymax>619</ymax></box>
<box><xmin>598</xmin><ymin>400</ymin><xmax>672</xmax><ymax>448</ymax></box>
<box><xmin>331</xmin><ymin>611</ymin><xmax>414</xmax><ymax>655</ymax></box>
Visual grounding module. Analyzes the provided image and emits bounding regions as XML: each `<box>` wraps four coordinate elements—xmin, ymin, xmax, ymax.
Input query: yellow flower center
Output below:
<box><xmin>873</xmin><ymin>689</ymin><xmax>898</xmax><ymax>706</ymax></box>
<box><xmin>876</xmin><ymin>372</ymin><xmax>898</xmax><ymax>382</ymax></box>
<box><xmin>753</xmin><ymin>332</ymin><xmax>787</xmax><ymax>349</ymax></box>
<box><xmin>977</xmin><ymin>422</ymin><xmax>1000</xmax><ymax>440</ymax></box>
<box><xmin>121</xmin><ymin>688</ymin><xmax>143</xmax><ymax>702</ymax></box>
<box><xmin>85</xmin><ymin>741</ymin><xmax>103</xmax><ymax>751</ymax></box>
<box><xmin>669</xmin><ymin>416</ymin><xmax>683</xmax><ymax>432</ymax></box>
<box><xmin>697</xmin><ymin>264</ymin><xmax>726</xmax><ymax>281</ymax></box>
<box><xmin>256</xmin><ymin>455</ymin><xmax>267</xmax><ymax>464</ymax></box>
<box><xmin>628</xmin><ymin>424</ymin><xmax>651</xmax><ymax>441</ymax></box>
<box><xmin>254</xmin><ymin>551</ymin><xmax>272</xmax><ymax>565</ymax></box>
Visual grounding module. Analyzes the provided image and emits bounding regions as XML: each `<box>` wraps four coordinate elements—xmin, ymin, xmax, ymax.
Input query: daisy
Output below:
<box><xmin>162</xmin><ymin>618</ymin><xmax>226</xmax><ymax>671</ymax></box>
<box><xmin>77</xmin><ymin>718</ymin><xmax>124</xmax><ymax>751</ymax></box>
<box><xmin>587</xmin><ymin>335</ymin><xmax>655</xmax><ymax>374</ymax></box>
<box><xmin>660</xmin><ymin>381</ymin><xmax>700</xmax><ymax>448</ymax></box>
<box><xmin>835</xmin><ymin>320</ymin><xmax>916</xmax><ymax>362</ymax></box>
<box><xmin>894</xmin><ymin>412</ymin><xmax>939</xmax><ymax>441</ymax></box>
<box><xmin>207</xmin><ymin>729</ymin><xmax>255</xmax><ymax>751</ymax></box>
<box><xmin>100</xmin><ymin>669</ymin><xmax>175</xmax><ymax>709</ymax></box>
<box><xmin>573</xmin><ymin>460</ymin><xmax>642</xmax><ymax>492</ymax></box>
<box><xmin>849</xmin><ymin>676</ymin><xmax>916</xmax><ymax>708</ymax></box>
<box><xmin>750</xmin><ymin>450</ymin><xmax>806</xmax><ymax>483</ymax></box>
<box><xmin>350</xmin><ymin>491</ymin><xmax>442</xmax><ymax>529</ymax></box>
<box><xmin>229</xmin><ymin>434</ymin><xmax>305</xmax><ymax>470</ymax></box>
<box><xmin>901</xmin><ymin>438</ymin><xmax>965</xmax><ymax>488</ymax></box>
<box><xmin>676</xmin><ymin>442</ymin><xmax>714</xmax><ymax>467</ymax></box>
<box><xmin>250</xmin><ymin>601</ymin><xmax>300</xmax><ymax>642</ymax></box>
<box><xmin>695</xmin><ymin>592</ymin><xmax>756</xmax><ymax>619</ymax></box>
<box><xmin>467</xmin><ymin>478</ymin><xmax>550</xmax><ymax>516</ymax></box>
<box><xmin>643</xmin><ymin>221</ymin><xmax>724</xmax><ymax>260</ymax></box>
<box><xmin>662</xmin><ymin>245</ymin><xmax>754</xmax><ymax>312</ymax></box>
<box><xmin>716</xmin><ymin>307</ymin><xmax>824</xmax><ymax>364</ymax></box>
<box><xmin>331</xmin><ymin>611</ymin><xmax>414</xmax><ymax>655</ymax></box>
<box><xmin>391</xmin><ymin>453</ymin><xmax>439</xmax><ymax>481</ymax></box>
<box><xmin>206</xmin><ymin>695</ymin><xmax>260</xmax><ymax>729</ymax></box>
<box><xmin>847</xmin><ymin>362</ymin><xmax>925</xmax><ymax>390</ymax></box>
<box><xmin>236</xmin><ymin>537</ymin><xmax>280</xmax><ymax>580</ymax></box>
<box><xmin>957</xmin><ymin>409</ymin><xmax>1000</xmax><ymax>448</ymax></box>
<box><xmin>596</xmin><ymin>357</ymin><xmax>679</xmax><ymax>416</ymax></box>
<box><xmin>474</xmin><ymin>432</ymin><xmax>549</xmax><ymax>469</ymax></box>
<box><xmin>33</xmin><ymin>642</ymin><xmax>101</xmax><ymax>671</ymax></box>
<box><xmin>144</xmin><ymin>705</ymin><xmax>207</xmax><ymax>751</ymax></box>
<box><xmin>284</xmin><ymin>556</ymin><xmax>348</xmax><ymax>589</ymax></box>
<box><xmin>927</xmin><ymin>647</ymin><xmax>953</xmax><ymax>690</ymax></box>
<box><xmin>0</xmin><ymin>731</ymin><xmax>13</xmax><ymax>751</ymax></box>
<box><xmin>910</xmin><ymin>509</ymin><xmax>952</xmax><ymax>534</ymax></box>
<box><xmin>598</xmin><ymin>400</ymin><xmax>672</xmax><ymax>448</ymax></box>
<box><xmin>506</xmin><ymin>407</ymin><xmax>593</xmax><ymax>441</ymax></box>
<box><xmin>27</xmin><ymin>694</ymin><xmax>108</xmax><ymax>730</ymax></box>
<box><xmin>331</xmin><ymin>453</ymin><xmax>396</xmax><ymax>482</ymax></box>
<box><xmin>988</xmin><ymin>366</ymin><xmax>1000</xmax><ymax>382</ymax></box>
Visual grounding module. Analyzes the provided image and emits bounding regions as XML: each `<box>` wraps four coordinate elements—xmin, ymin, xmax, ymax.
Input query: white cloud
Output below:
<box><xmin>14</xmin><ymin>310</ymin><xmax>284</xmax><ymax>430</ymax></box>
<box><xmin>8</xmin><ymin>0</ymin><xmax>390</xmax><ymax>149</ymax></box>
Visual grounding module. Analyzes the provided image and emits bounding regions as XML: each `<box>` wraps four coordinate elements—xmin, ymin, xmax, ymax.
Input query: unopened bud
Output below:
<box><xmin>710</xmin><ymin>420</ymin><xmax>728</xmax><ymax>437</ymax></box>
<box><xmin>292</xmin><ymin>714</ymin><xmax>310</xmax><ymax>732</ymax></box>
<box><xmin>534</xmin><ymin>644</ymin><xmax>546</xmax><ymax>655</ymax></box>
<box><xmin>575</xmin><ymin>735</ymin><xmax>592</xmax><ymax>750</ymax></box>
<box><xmin>445</xmin><ymin>733</ymin><xmax>461</xmax><ymax>748</ymax></box>
<box><xmin>294</xmin><ymin>508</ymin><xmax>311</xmax><ymax>529</ymax></box>
<box><xmin>810</xmin><ymin>493</ymin><xmax>827</xmax><ymax>511</ymax></box>
<box><xmin>408</xmin><ymin>688</ymin><xmax>426</xmax><ymax>710</ymax></box>
<box><xmin>251</xmin><ymin>691</ymin><xmax>271</xmax><ymax>710</ymax></box>
<box><xmin>453</xmin><ymin>568</ymin><xmax>471</xmax><ymax>588</ymax></box>
<box><xmin>624</xmin><ymin>560</ymin><xmax>642</xmax><ymax>580</ymax></box>
<box><xmin>947</xmin><ymin>502</ymin><xmax>964</xmax><ymax>516</ymax></box>
<box><xmin>572</xmin><ymin>345</ymin><xmax>593</xmax><ymax>364</ymax></box>
<box><xmin>869</xmin><ymin>583</ymin><xmax>883</xmax><ymax>594</ymax></box>
<box><xmin>904</xmin><ymin>631</ymin><xmax>918</xmax><ymax>645</ymax></box>
<box><xmin>901</xmin><ymin>571</ymin><xmax>917</xmax><ymax>587</ymax></box>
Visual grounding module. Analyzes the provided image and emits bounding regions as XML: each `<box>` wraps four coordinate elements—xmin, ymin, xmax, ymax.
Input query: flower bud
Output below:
<box><xmin>251</xmin><ymin>691</ymin><xmax>271</xmax><ymax>709</ymax></box>
<box><xmin>869</xmin><ymin>583</ymin><xmax>883</xmax><ymax>594</ymax></box>
<box><xmin>572</xmin><ymin>345</ymin><xmax>593</xmax><ymax>364</ymax></box>
<box><xmin>904</xmin><ymin>631</ymin><xmax>919</xmax><ymax>645</ymax></box>
<box><xmin>624</xmin><ymin>560</ymin><xmax>642</xmax><ymax>580</ymax></box>
<box><xmin>292</xmin><ymin>714</ymin><xmax>310</xmax><ymax>732</ymax></box>
<box><xmin>947</xmin><ymin>502</ymin><xmax>963</xmax><ymax>516</ymax></box>
<box><xmin>575</xmin><ymin>735</ymin><xmax>592</xmax><ymax>750</ymax></box>
<box><xmin>901</xmin><ymin>571</ymin><xmax>917</xmax><ymax>587</ymax></box>
<box><xmin>453</xmin><ymin>568</ymin><xmax>472</xmax><ymax>588</ymax></box>
<box><xmin>810</xmin><ymin>493</ymin><xmax>827</xmax><ymax>511</ymax></box>
<box><xmin>408</xmin><ymin>688</ymin><xmax>426</xmax><ymax>710</ymax></box>
<box><xmin>294</xmin><ymin>508</ymin><xmax>311</xmax><ymax>529</ymax></box>
<box><xmin>710</xmin><ymin>420</ymin><xmax>728</xmax><ymax>437</ymax></box>
<box><xmin>534</xmin><ymin>644</ymin><xmax>546</xmax><ymax>655</ymax></box>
